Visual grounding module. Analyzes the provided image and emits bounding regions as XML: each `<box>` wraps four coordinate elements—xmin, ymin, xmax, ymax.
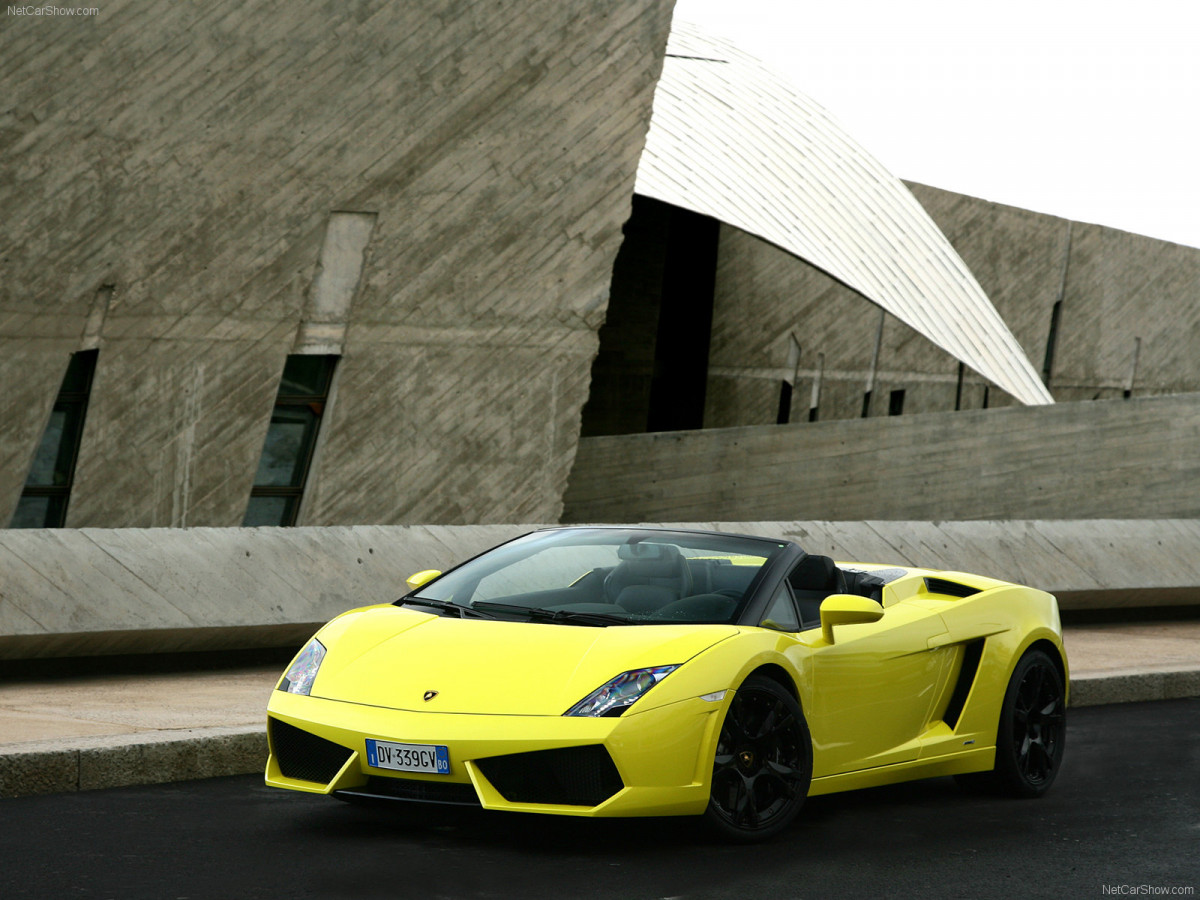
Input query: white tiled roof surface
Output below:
<box><xmin>636</xmin><ymin>22</ymin><xmax>1054</xmax><ymax>406</ymax></box>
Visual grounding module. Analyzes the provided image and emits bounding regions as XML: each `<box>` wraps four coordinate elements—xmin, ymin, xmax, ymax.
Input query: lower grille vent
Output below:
<box><xmin>269</xmin><ymin>717</ymin><xmax>353</xmax><ymax>784</ymax></box>
<box><xmin>336</xmin><ymin>776</ymin><xmax>481</xmax><ymax>806</ymax></box>
<box><xmin>476</xmin><ymin>744</ymin><xmax>623</xmax><ymax>807</ymax></box>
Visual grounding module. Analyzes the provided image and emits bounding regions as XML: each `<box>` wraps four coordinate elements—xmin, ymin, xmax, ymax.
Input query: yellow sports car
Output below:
<box><xmin>265</xmin><ymin>526</ymin><xmax>1067</xmax><ymax>840</ymax></box>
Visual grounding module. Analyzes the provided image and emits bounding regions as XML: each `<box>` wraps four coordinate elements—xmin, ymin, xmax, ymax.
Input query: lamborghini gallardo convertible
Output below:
<box><xmin>265</xmin><ymin>526</ymin><xmax>1067</xmax><ymax>840</ymax></box>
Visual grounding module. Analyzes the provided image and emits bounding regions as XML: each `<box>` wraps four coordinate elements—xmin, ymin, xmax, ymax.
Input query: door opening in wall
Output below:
<box><xmin>579</xmin><ymin>196</ymin><xmax>720</xmax><ymax>436</ymax></box>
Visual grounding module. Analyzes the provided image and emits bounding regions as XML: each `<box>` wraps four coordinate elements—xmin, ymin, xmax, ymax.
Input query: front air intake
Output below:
<box><xmin>269</xmin><ymin>717</ymin><xmax>354</xmax><ymax>784</ymax></box>
<box><xmin>476</xmin><ymin>744</ymin><xmax>623</xmax><ymax>807</ymax></box>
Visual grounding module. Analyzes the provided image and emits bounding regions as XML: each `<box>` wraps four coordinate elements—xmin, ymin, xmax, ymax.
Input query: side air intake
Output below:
<box><xmin>943</xmin><ymin>639</ymin><xmax>985</xmax><ymax>728</ymax></box>
<box><xmin>924</xmin><ymin>577</ymin><xmax>981</xmax><ymax>598</ymax></box>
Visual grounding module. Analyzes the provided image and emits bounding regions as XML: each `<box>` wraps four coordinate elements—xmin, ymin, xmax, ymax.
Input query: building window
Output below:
<box><xmin>243</xmin><ymin>355</ymin><xmax>337</xmax><ymax>527</ymax></box>
<box><xmin>777</xmin><ymin>334</ymin><xmax>801</xmax><ymax>425</ymax></box>
<box><xmin>11</xmin><ymin>350</ymin><xmax>98</xmax><ymax>528</ymax></box>
<box><xmin>888</xmin><ymin>389</ymin><xmax>906</xmax><ymax>416</ymax></box>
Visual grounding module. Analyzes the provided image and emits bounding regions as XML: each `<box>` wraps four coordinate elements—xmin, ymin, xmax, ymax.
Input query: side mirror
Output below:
<box><xmin>820</xmin><ymin>594</ymin><xmax>884</xmax><ymax>644</ymax></box>
<box><xmin>406</xmin><ymin>569</ymin><xmax>442</xmax><ymax>591</ymax></box>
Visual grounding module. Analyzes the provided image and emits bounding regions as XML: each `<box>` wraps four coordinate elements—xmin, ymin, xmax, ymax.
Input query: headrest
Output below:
<box><xmin>790</xmin><ymin>554</ymin><xmax>839</xmax><ymax>591</ymax></box>
<box><xmin>615</xmin><ymin>543</ymin><xmax>682</xmax><ymax>578</ymax></box>
<box><xmin>617</xmin><ymin>542</ymin><xmax>676</xmax><ymax>561</ymax></box>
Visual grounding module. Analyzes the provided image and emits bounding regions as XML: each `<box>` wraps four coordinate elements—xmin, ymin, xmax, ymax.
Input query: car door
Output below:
<box><xmin>791</xmin><ymin>594</ymin><xmax>952</xmax><ymax>778</ymax></box>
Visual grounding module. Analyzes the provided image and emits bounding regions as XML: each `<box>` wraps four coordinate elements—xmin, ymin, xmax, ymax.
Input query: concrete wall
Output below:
<box><xmin>677</xmin><ymin>519</ymin><xmax>1200</xmax><ymax>613</ymax></box>
<box><xmin>3</xmin><ymin>520</ymin><xmax>1197</xmax><ymax>659</ymax></box>
<box><xmin>564</xmin><ymin>393</ymin><xmax>1200</xmax><ymax>523</ymax></box>
<box><xmin>0</xmin><ymin>525</ymin><xmax>535</xmax><ymax>658</ymax></box>
<box><xmin>703</xmin><ymin>183</ymin><xmax>1200</xmax><ymax>427</ymax></box>
<box><xmin>1050</xmin><ymin>221</ymin><xmax>1200</xmax><ymax>401</ymax></box>
<box><xmin>0</xmin><ymin>0</ymin><xmax>674</xmax><ymax>527</ymax></box>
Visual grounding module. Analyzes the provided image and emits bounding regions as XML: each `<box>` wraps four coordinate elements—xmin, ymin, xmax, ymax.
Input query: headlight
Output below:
<box><xmin>563</xmin><ymin>665</ymin><xmax>680</xmax><ymax>717</ymax></box>
<box><xmin>278</xmin><ymin>638</ymin><xmax>326</xmax><ymax>695</ymax></box>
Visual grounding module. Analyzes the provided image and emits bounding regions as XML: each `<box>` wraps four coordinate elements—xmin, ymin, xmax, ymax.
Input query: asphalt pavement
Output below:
<box><xmin>0</xmin><ymin>699</ymin><xmax>1197</xmax><ymax>899</ymax></box>
<box><xmin>1</xmin><ymin>619</ymin><xmax>1199</xmax><ymax>800</ymax></box>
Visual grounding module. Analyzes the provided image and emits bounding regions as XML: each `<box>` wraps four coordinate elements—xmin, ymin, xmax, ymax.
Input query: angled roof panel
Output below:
<box><xmin>636</xmin><ymin>22</ymin><xmax>1054</xmax><ymax>406</ymax></box>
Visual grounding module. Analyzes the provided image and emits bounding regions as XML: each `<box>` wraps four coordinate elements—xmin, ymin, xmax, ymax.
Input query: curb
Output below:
<box><xmin>0</xmin><ymin>726</ymin><xmax>266</xmax><ymax>800</ymax></box>
<box><xmin>1067</xmin><ymin>667</ymin><xmax>1200</xmax><ymax>708</ymax></box>
<box><xmin>2</xmin><ymin>671</ymin><xmax>1199</xmax><ymax>801</ymax></box>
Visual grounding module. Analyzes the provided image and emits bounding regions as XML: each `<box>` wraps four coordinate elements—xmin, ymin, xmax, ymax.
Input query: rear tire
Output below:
<box><xmin>704</xmin><ymin>675</ymin><xmax>812</xmax><ymax>841</ymax></box>
<box><xmin>958</xmin><ymin>648</ymin><xmax>1066</xmax><ymax>797</ymax></box>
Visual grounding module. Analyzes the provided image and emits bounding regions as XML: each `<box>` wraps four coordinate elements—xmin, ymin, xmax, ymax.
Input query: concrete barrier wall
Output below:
<box><xmin>718</xmin><ymin>519</ymin><xmax>1200</xmax><ymax>612</ymax></box>
<box><xmin>0</xmin><ymin>525</ymin><xmax>534</xmax><ymax>659</ymax></box>
<box><xmin>2</xmin><ymin>520</ymin><xmax>1198</xmax><ymax>659</ymax></box>
<box><xmin>564</xmin><ymin>393</ymin><xmax>1200</xmax><ymax>523</ymax></box>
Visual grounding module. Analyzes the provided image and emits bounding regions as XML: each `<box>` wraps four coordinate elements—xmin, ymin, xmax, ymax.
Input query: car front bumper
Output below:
<box><xmin>265</xmin><ymin>689</ymin><xmax>727</xmax><ymax>817</ymax></box>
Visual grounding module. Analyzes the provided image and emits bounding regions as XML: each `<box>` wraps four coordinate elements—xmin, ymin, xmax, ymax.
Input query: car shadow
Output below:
<box><xmin>278</xmin><ymin>773</ymin><xmax>1002</xmax><ymax>854</ymax></box>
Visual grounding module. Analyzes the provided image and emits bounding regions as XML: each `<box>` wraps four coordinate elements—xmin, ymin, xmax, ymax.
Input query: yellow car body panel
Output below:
<box><xmin>265</xmin><ymin>528</ymin><xmax>1067</xmax><ymax>827</ymax></box>
<box><xmin>308</xmin><ymin>609</ymin><xmax>739</xmax><ymax>717</ymax></box>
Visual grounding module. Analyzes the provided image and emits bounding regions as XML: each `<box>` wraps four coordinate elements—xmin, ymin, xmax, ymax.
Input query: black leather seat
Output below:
<box><xmin>603</xmin><ymin>544</ymin><xmax>693</xmax><ymax>613</ymax></box>
<box><xmin>789</xmin><ymin>554</ymin><xmax>846</xmax><ymax>627</ymax></box>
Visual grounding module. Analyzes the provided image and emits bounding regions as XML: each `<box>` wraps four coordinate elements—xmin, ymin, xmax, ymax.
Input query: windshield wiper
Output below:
<box><xmin>470</xmin><ymin>602</ymin><xmax>632</xmax><ymax>627</ymax></box>
<box><xmin>398</xmin><ymin>597</ymin><xmax>496</xmax><ymax>619</ymax></box>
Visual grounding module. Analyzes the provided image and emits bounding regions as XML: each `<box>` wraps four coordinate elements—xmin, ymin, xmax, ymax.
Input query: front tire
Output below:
<box><xmin>704</xmin><ymin>675</ymin><xmax>812</xmax><ymax>841</ymax></box>
<box><xmin>960</xmin><ymin>648</ymin><xmax>1066</xmax><ymax>797</ymax></box>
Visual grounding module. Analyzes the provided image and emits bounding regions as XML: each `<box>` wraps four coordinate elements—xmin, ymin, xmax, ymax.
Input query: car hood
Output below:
<box><xmin>309</xmin><ymin>605</ymin><xmax>738</xmax><ymax>716</ymax></box>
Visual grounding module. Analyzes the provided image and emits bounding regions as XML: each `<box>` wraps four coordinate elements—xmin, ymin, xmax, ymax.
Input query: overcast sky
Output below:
<box><xmin>674</xmin><ymin>0</ymin><xmax>1200</xmax><ymax>249</ymax></box>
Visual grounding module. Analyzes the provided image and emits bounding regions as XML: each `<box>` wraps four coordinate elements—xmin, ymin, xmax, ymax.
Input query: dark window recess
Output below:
<box><xmin>244</xmin><ymin>355</ymin><xmax>337</xmax><ymax>527</ymax></box>
<box><xmin>776</xmin><ymin>381</ymin><xmax>793</xmax><ymax>425</ymax></box>
<box><xmin>1041</xmin><ymin>300</ymin><xmax>1063</xmax><ymax>386</ymax></box>
<box><xmin>12</xmin><ymin>350</ymin><xmax>98</xmax><ymax>528</ymax></box>
<box><xmin>578</xmin><ymin>196</ymin><xmax>720</xmax><ymax>436</ymax></box>
<box><xmin>888</xmin><ymin>389</ymin><xmax>905</xmax><ymax>416</ymax></box>
<box><xmin>641</xmin><ymin>199</ymin><xmax>720</xmax><ymax>432</ymax></box>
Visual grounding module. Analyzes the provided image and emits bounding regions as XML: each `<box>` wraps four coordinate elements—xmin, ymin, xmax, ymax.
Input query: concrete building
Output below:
<box><xmin>2</xmin><ymin>0</ymin><xmax>674</xmax><ymax>529</ymax></box>
<box><xmin>4</xmin><ymin>2</ymin><xmax>1200</xmax><ymax>535</ymax></box>
<box><xmin>5</xmin><ymin>3</ymin><xmax>1200</xmax><ymax>668</ymax></box>
<box><xmin>688</xmin><ymin>186</ymin><xmax>1200</xmax><ymax>428</ymax></box>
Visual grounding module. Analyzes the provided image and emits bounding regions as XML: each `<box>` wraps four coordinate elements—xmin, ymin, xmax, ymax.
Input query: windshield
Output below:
<box><xmin>404</xmin><ymin>528</ymin><xmax>787</xmax><ymax>626</ymax></box>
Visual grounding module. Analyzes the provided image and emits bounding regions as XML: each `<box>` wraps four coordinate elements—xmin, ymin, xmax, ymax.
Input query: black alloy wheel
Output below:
<box><xmin>704</xmin><ymin>674</ymin><xmax>812</xmax><ymax>841</ymax></box>
<box><xmin>1002</xmin><ymin>649</ymin><xmax>1066</xmax><ymax>794</ymax></box>
<box><xmin>960</xmin><ymin>648</ymin><xmax>1066</xmax><ymax>797</ymax></box>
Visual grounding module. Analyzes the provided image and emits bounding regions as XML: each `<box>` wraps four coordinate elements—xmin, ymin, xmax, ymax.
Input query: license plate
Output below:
<box><xmin>365</xmin><ymin>739</ymin><xmax>450</xmax><ymax>775</ymax></box>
